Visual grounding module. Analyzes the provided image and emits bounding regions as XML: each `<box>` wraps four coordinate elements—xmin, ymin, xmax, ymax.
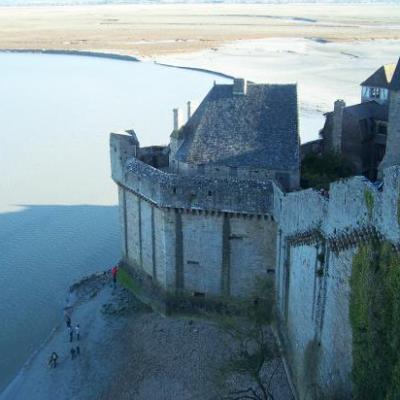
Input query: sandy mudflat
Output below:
<box><xmin>1</xmin><ymin>274</ymin><xmax>292</xmax><ymax>400</ymax></box>
<box><xmin>157</xmin><ymin>37</ymin><xmax>400</xmax><ymax>142</ymax></box>
<box><xmin>1</xmin><ymin>3</ymin><xmax>399</xmax><ymax>143</ymax></box>
<box><xmin>0</xmin><ymin>4</ymin><xmax>399</xmax><ymax>57</ymax></box>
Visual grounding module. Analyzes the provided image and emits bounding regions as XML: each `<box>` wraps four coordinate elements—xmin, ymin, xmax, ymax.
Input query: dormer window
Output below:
<box><xmin>369</xmin><ymin>87</ymin><xmax>380</xmax><ymax>98</ymax></box>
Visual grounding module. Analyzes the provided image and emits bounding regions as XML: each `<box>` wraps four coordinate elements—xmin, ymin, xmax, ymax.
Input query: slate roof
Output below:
<box><xmin>361</xmin><ymin>63</ymin><xmax>396</xmax><ymax>89</ymax></box>
<box><xmin>174</xmin><ymin>82</ymin><xmax>299</xmax><ymax>171</ymax></box>
<box><xmin>389</xmin><ymin>58</ymin><xmax>400</xmax><ymax>91</ymax></box>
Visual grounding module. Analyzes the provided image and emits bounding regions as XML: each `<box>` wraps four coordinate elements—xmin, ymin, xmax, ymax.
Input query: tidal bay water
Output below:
<box><xmin>0</xmin><ymin>52</ymin><xmax>230</xmax><ymax>392</ymax></box>
<box><xmin>0</xmin><ymin>52</ymin><xmax>323</xmax><ymax>393</ymax></box>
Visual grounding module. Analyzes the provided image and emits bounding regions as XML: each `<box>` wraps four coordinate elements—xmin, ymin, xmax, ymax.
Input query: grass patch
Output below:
<box><xmin>117</xmin><ymin>267</ymin><xmax>142</xmax><ymax>295</ymax></box>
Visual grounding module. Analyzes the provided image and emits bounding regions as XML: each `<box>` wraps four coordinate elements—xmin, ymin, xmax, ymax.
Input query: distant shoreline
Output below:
<box><xmin>0</xmin><ymin>48</ymin><xmax>234</xmax><ymax>79</ymax></box>
<box><xmin>0</xmin><ymin>1</ymin><xmax>398</xmax><ymax>6</ymax></box>
<box><xmin>0</xmin><ymin>49</ymin><xmax>140</xmax><ymax>62</ymax></box>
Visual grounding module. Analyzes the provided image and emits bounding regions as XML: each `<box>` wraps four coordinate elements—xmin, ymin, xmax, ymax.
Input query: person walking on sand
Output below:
<box><xmin>48</xmin><ymin>352</ymin><xmax>58</xmax><ymax>368</ymax></box>
<box><xmin>111</xmin><ymin>265</ymin><xmax>119</xmax><ymax>289</ymax></box>
<box><xmin>64</xmin><ymin>312</ymin><xmax>71</xmax><ymax>328</ymax></box>
<box><xmin>75</xmin><ymin>324</ymin><xmax>80</xmax><ymax>341</ymax></box>
<box><xmin>76</xmin><ymin>346</ymin><xmax>80</xmax><ymax>356</ymax></box>
<box><xmin>68</xmin><ymin>326</ymin><xmax>73</xmax><ymax>342</ymax></box>
<box><xmin>70</xmin><ymin>347</ymin><xmax>76</xmax><ymax>360</ymax></box>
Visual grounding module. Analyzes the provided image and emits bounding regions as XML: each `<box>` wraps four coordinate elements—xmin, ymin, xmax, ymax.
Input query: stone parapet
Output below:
<box><xmin>275</xmin><ymin>166</ymin><xmax>400</xmax><ymax>246</ymax></box>
<box><xmin>111</xmin><ymin>133</ymin><xmax>274</xmax><ymax>216</ymax></box>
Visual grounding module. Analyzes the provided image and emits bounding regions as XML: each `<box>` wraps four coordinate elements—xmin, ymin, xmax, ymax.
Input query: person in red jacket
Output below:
<box><xmin>111</xmin><ymin>266</ymin><xmax>118</xmax><ymax>288</ymax></box>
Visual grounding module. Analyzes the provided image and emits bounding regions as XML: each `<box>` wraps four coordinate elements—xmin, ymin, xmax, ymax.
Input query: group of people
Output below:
<box><xmin>47</xmin><ymin>312</ymin><xmax>81</xmax><ymax>368</ymax></box>
<box><xmin>48</xmin><ymin>266</ymin><xmax>119</xmax><ymax>369</ymax></box>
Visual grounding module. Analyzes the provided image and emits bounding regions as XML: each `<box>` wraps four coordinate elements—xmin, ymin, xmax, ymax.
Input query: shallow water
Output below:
<box><xmin>0</xmin><ymin>51</ymin><xmax>323</xmax><ymax>393</ymax></box>
<box><xmin>0</xmin><ymin>52</ymin><xmax>230</xmax><ymax>392</ymax></box>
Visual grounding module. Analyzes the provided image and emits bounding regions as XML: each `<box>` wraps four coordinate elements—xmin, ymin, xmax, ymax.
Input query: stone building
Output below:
<box><xmin>316</xmin><ymin>58</ymin><xmax>400</xmax><ymax>180</ymax></box>
<box><xmin>110</xmin><ymin>79</ymin><xmax>299</xmax><ymax>301</ymax></box>
<box><xmin>109</xmin><ymin>66</ymin><xmax>400</xmax><ymax>399</ymax></box>
<box><xmin>170</xmin><ymin>79</ymin><xmax>300</xmax><ymax>191</ymax></box>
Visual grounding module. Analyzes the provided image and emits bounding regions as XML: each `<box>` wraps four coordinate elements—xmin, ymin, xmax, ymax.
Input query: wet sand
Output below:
<box><xmin>1</xmin><ymin>273</ymin><xmax>293</xmax><ymax>400</ymax></box>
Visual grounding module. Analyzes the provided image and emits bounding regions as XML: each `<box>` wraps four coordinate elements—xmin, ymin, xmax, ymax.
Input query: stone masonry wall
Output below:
<box><xmin>274</xmin><ymin>166</ymin><xmax>400</xmax><ymax>399</ymax></box>
<box><xmin>118</xmin><ymin>186</ymin><xmax>277</xmax><ymax>298</ymax></box>
<box><xmin>110</xmin><ymin>133</ymin><xmax>274</xmax><ymax>216</ymax></box>
<box><xmin>111</xmin><ymin>133</ymin><xmax>277</xmax><ymax>299</ymax></box>
<box><xmin>111</xmin><ymin>132</ymin><xmax>400</xmax><ymax>399</ymax></box>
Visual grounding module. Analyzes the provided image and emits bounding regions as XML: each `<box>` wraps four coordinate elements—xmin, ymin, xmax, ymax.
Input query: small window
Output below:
<box><xmin>208</xmin><ymin>191</ymin><xmax>212</xmax><ymax>196</ymax></box>
<box><xmin>370</xmin><ymin>87</ymin><xmax>380</xmax><ymax>98</ymax></box>
<box><xmin>193</xmin><ymin>292</ymin><xmax>205</xmax><ymax>298</ymax></box>
<box><xmin>173</xmin><ymin>187</ymin><xmax>176</xmax><ymax>194</ymax></box>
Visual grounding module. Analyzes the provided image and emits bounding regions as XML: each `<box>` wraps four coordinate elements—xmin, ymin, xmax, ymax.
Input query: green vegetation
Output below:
<box><xmin>301</xmin><ymin>152</ymin><xmax>353</xmax><ymax>190</ymax></box>
<box><xmin>397</xmin><ymin>197</ymin><xmax>400</xmax><ymax>225</ymax></box>
<box><xmin>117</xmin><ymin>267</ymin><xmax>141</xmax><ymax>294</ymax></box>
<box><xmin>364</xmin><ymin>190</ymin><xmax>374</xmax><ymax>219</ymax></box>
<box><xmin>350</xmin><ymin>242</ymin><xmax>400</xmax><ymax>400</ymax></box>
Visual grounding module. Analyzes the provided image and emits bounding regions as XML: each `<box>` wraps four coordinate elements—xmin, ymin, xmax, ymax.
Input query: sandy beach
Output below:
<box><xmin>0</xmin><ymin>4</ymin><xmax>399</xmax><ymax>57</ymax></box>
<box><xmin>1</xmin><ymin>273</ymin><xmax>293</xmax><ymax>400</ymax></box>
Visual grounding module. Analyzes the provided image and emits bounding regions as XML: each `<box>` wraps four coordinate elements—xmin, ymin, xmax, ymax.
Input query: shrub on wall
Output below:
<box><xmin>350</xmin><ymin>242</ymin><xmax>400</xmax><ymax>400</ymax></box>
<box><xmin>364</xmin><ymin>190</ymin><xmax>374</xmax><ymax>220</ymax></box>
<box><xmin>301</xmin><ymin>152</ymin><xmax>353</xmax><ymax>190</ymax></box>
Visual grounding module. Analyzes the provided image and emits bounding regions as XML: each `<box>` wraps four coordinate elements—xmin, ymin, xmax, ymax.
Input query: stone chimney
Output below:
<box><xmin>378</xmin><ymin>58</ymin><xmax>400</xmax><ymax>178</ymax></box>
<box><xmin>173</xmin><ymin>108</ymin><xmax>182</xmax><ymax>131</ymax></box>
<box><xmin>233</xmin><ymin>78</ymin><xmax>247</xmax><ymax>96</ymax></box>
<box><xmin>332</xmin><ymin>99</ymin><xmax>346</xmax><ymax>152</ymax></box>
<box><xmin>187</xmin><ymin>101</ymin><xmax>192</xmax><ymax>120</ymax></box>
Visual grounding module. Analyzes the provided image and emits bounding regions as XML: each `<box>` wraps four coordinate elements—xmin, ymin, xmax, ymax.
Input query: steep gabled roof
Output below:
<box><xmin>361</xmin><ymin>63</ymin><xmax>396</xmax><ymax>89</ymax></box>
<box><xmin>389</xmin><ymin>58</ymin><xmax>400</xmax><ymax>91</ymax></box>
<box><xmin>175</xmin><ymin>82</ymin><xmax>299</xmax><ymax>171</ymax></box>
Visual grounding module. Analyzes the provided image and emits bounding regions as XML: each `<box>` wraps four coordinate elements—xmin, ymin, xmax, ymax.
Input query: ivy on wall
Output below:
<box><xmin>363</xmin><ymin>190</ymin><xmax>374</xmax><ymax>220</ymax></box>
<box><xmin>397</xmin><ymin>197</ymin><xmax>400</xmax><ymax>225</ymax></box>
<box><xmin>350</xmin><ymin>242</ymin><xmax>400</xmax><ymax>400</ymax></box>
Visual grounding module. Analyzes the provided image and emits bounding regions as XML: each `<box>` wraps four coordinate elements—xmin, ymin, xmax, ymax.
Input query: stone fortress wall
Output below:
<box><xmin>110</xmin><ymin>60</ymin><xmax>400</xmax><ymax>398</ymax></box>
<box><xmin>111</xmin><ymin>129</ymin><xmax>400</xmax><ymax>399</ymax></box>
<box><xmin>111</xmin><ymin>127</ymin><xmax>400</xmax><ymax>398</ymax></box>
<box><xmin>112</xmin><ymin>134</ymin><xmax>400</xmax><ymax>400</ymax></box>
<box><xmin>110</xmin><ymin>133</ymin><xmax>277</xmax><ymax>299</ymax></box>
<box><xmin>274</xmin><ymin>166</ymin><xmax>400</xmax><ymax>399</ymax></box>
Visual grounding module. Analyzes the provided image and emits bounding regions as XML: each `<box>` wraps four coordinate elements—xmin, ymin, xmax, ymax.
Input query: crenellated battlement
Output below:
<box><xmin>111</xmin><ymin>133</ymin><xmax>275</xmax><ymax>216</ymax></box>
<box><xmin>275</xmin><ymin>166</ymin><xmax>400</xmax><ymax>245</ymax></box>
